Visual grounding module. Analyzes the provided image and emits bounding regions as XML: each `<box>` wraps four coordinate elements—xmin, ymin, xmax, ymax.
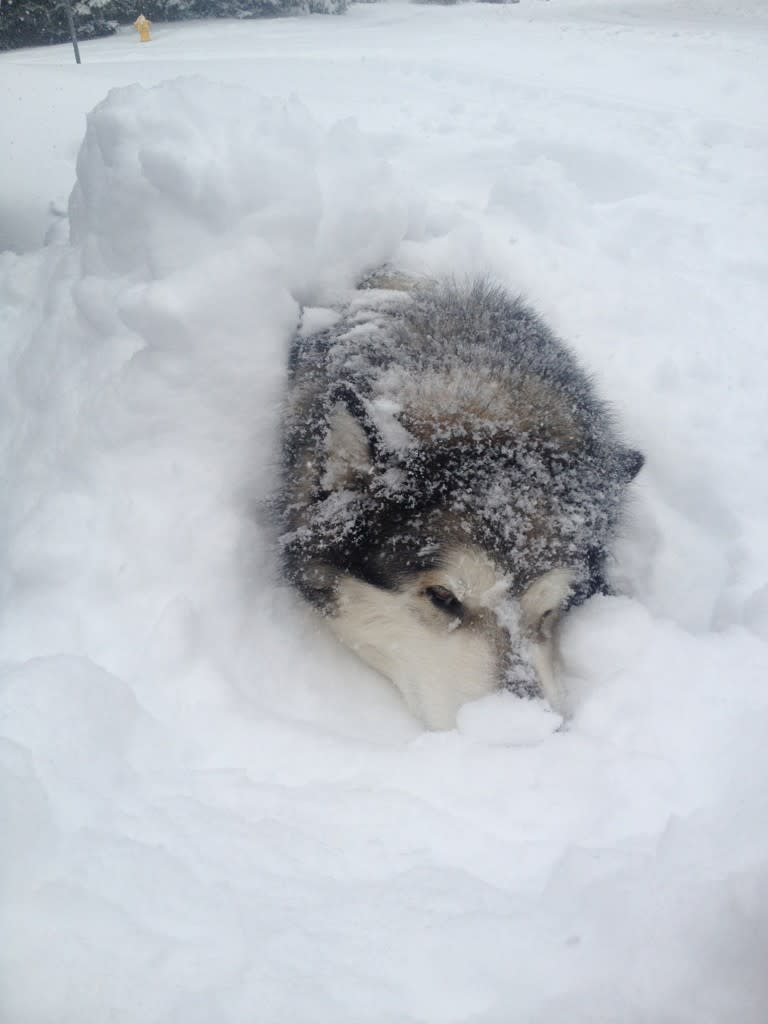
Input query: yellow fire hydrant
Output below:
<box><xmin>133</xmin><ymin>15</ymin><xmax>152</xmax><ymax>43</ymax></box>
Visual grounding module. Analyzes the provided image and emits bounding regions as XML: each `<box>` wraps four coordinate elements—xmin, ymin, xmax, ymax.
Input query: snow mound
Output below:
<box><xmin>69</xmin><ymin>77</ymin><xmax>409</xmax><ymax>286</ymax></box>
<box><xmin>0</xmin><ymin>77</ymin><xmax>413</xmax><ymax>709</ymax></box>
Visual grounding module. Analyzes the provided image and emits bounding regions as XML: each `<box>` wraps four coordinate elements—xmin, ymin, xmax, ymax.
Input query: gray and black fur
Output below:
<box><xmin>278</xmin><ymin>275</ymin><xmax>643</xmax><ymax>720</ymax></box>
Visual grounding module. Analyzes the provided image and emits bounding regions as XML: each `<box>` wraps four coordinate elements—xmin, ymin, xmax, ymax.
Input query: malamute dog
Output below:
<box><xmin>279</xmin><ymin>274</ymin><xmax>643</xmax><ymax>729</ymax></box>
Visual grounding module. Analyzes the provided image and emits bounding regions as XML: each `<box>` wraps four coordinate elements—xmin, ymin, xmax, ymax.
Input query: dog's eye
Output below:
<box><xmin>538</xmin><ymin>608</ymin><xmax>558</xmax><ymax>638</ymax></box>
<box><xmin>425</xmin><ymin>585</ymin><xmax>464</xmax><ymax>618</ymax></box>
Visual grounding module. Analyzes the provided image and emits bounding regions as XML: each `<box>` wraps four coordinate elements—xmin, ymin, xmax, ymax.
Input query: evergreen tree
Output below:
<box><xmin>0</xmin><ymin>0</ymin><xmax>347</xmax><ymax>52</ymax></box>
<box><xmin>0</xmin><ymin>1</ymin><xmax>121</xmax><ymax>50</ymax></box>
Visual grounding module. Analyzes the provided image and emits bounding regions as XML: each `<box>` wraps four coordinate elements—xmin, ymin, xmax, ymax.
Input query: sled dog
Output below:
<box><xmin>278</xmin><ymin>273</ymin><xmax>643</xmax><ymax>729</ymax></box>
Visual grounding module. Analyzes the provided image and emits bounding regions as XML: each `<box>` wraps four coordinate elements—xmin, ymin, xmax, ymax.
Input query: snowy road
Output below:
<box><xmin>2</xmin><ymin>3</ymin><xmax>768</xmax><ymax>1022</ymax></box>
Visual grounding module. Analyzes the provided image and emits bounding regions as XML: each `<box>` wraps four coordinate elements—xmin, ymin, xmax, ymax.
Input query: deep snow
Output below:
<box><xmin>2</xmin><ymin>2</ymin><xmax>768</xmax><ymax>1022</ymax></box>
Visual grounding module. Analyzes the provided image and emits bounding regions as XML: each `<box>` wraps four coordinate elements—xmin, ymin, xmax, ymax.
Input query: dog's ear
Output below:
<box><xmin>321</xmin><ymin>385</ymin><xmax>380</xmax><ymax>492</ymax></box>
<box><xmin>617</xmin><ymin>447</ymin><xmax>644</xmax><ymax>482</ymax></box>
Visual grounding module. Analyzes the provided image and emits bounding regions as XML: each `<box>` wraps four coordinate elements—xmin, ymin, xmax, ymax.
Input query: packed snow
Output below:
<box><xmin>2</xmin><ymin>2</ymin><xmax>768</xmax><ymax>1021</ymax></box>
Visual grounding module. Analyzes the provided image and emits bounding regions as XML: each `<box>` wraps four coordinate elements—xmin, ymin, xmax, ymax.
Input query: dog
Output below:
<box><xmin>278</xmin><ymin>273</ymin><xmax>643</xmax><ymax>729</ymax></box>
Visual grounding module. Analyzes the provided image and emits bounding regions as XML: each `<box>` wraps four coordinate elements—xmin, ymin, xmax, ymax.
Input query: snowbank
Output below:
<box><xmin>2</xmin><ymin>6</ymin><xmax>768</xmax><ymax>1022</ymax></box>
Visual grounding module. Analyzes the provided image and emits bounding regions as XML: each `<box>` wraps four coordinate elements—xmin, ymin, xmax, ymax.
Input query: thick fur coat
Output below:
<box><xmin>278</xmin><ymin>275</ymin><xmax>642</xmax><ymax>728</ymax></box>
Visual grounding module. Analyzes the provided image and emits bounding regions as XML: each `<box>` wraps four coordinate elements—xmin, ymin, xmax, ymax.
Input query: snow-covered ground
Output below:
<box><xmin>2</xmin><ymin>2</ymin><xmax>768</xmax><ymax>1021</ymax></box>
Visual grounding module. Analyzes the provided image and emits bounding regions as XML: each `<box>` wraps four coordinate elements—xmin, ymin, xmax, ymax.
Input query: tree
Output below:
<box><xmin>0</xmin><ymin>1</ymin><xmax>121</xmax><ymax>50</ymax></box>
<box><xmin>0</xmin><ymin>0</ymin><xmax>347</xmax><ymax>52</ymax></box>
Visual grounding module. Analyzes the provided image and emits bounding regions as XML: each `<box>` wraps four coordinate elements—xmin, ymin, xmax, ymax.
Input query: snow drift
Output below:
<box><xmin>2</xmin><ymin>10</ymin><xmax>768</xmax><ymax>1021</ymax></box>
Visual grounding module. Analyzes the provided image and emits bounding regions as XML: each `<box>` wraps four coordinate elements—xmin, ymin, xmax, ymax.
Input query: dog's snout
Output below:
<box><xmin>501</xmin><ymin>645</ymin><xmax>542</xmax><ymax>700</ymax></box>
<box><xmin>486</xmin><ymin>597</ymin><xmax>540</xmax><ymax>697</ymax></box>
<box><xmin>489</xmin><ymin>593</ymin><xmax>522</xmax><ymax>635</ymax></box>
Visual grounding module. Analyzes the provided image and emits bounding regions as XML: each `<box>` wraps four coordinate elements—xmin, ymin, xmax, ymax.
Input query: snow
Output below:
<box><xmin>456</xmin><ymin>692</ymin><xmax>563</xmax><ymax>745</ymax></box>
<box><xmin>1</xmin><ymin>2</ymin><xmax>768</xmax><ymax>1021</ymax></box>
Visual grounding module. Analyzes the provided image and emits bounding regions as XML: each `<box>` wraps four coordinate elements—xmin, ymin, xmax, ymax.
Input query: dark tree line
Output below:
<box><xmin>0</xmin><ymin>0</ymin><xmax>347</xmax><ymax>52</ymax></box>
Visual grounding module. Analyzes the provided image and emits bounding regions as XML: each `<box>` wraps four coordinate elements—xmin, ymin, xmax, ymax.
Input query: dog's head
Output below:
<box><xmin>283</xmin><ymin>385</ymin><xmax>643</xmax><ymax>730</ymax></box>
<box><xmin>328</xmin><ymin>547</ymin><xmax>579</xmax><ymax>729</ymax></box>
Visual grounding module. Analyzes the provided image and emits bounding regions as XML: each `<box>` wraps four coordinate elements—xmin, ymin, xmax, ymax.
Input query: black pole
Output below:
<box><xmin>62</xmin><ymin>0</ymin><xmax>81</xmax><ymax>64</ymax></box>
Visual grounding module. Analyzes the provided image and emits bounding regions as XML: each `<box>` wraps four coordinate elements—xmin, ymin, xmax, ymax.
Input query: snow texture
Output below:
<box><xmin>2</xmin><ymin>3</ymin><xmax>768</xmax><ymax>1022</ymax></box>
